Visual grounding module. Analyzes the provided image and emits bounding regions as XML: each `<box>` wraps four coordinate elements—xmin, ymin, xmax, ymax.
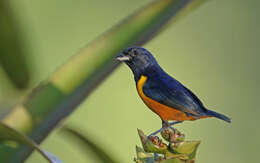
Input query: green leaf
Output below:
<box><xmin>134</xmin><ymin>145</ymin><xmax>185</xmax><ymax>163</ymax></box>
<box><xmin>0</xmin><ymin>1</ymin><xmax>30</xmax><ymax>89</ymax></box>
<box><xmin>0</xmin><ymin>122</ymin><xmax>62</xmax><ymax>163</ymax></box>
<box><xmin>61</xmin><ymin>126</ymin><xmax>118</xmax><ymax>163</ymax></box>
<box><xmin>172</xmin><ymin>141</ymin><xmax>200</xmax><ymax>155</ymax></box>
<box><xmin>136</xmin><ymin>146</ymin><xmax>154</xmax><ymax>159</ymax></box>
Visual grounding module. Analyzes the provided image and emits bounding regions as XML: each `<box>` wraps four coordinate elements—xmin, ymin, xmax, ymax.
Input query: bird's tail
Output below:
<box><xmin>206</xmin><ymin>109</ymin><xmax>231</xmax><ymax>123</ymax></box>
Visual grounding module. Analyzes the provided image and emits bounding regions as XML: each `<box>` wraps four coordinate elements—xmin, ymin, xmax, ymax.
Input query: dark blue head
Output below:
<box><xmin>116</xmin><ymin>46</ymin><xmax>161</xmax><ymax>80</ymax></box>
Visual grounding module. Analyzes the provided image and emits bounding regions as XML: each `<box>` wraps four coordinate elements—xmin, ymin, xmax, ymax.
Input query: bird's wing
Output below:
<box><xmin>143</xmin><ymin>75</ymin><xmax>205</xmax><ymax>116</ymax></box>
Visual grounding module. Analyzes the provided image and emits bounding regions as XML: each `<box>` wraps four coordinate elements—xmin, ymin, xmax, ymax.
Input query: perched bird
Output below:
<box><xmin>116</xmin><ymin>46</ymin><xmax>231</xmax><ymax>136</ymax></box>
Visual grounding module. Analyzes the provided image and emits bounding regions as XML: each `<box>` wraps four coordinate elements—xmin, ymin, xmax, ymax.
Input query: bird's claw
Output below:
<box><xmin>149</xmin><ymin>121</ymin><xmax>182</xmax><ymax>137</ymax></box>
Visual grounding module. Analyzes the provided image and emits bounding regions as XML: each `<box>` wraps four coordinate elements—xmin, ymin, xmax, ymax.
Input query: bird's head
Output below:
<box><xmin>116</xmin><ymin>46</ymin><xmax>159</xmax><ymax>79</ymax></box>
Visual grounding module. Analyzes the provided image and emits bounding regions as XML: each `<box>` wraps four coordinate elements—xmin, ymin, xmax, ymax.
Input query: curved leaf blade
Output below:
<box><xmin>0</xmin><ymin>1</ymin><xmax>30</xmax><ymax>89</ymax></box>
<box><xmin>61</xmin><ymin>126</ymin><xmax>118</xmax><ymax>163</ymax></box>
<box><xmin>0</xmin><ymin>122</ymin><xmax>62</xmax><ymax>163</ymax></box>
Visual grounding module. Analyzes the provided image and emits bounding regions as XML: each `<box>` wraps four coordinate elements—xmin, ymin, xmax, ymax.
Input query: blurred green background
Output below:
<box><xmin>1</xmin><ymin>0</ymin><xmax>259</xmax><ymax>162</ymax></box>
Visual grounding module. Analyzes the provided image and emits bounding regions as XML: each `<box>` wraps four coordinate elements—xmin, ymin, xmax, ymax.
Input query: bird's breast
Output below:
<box><xmin>136</xmin><ymin>75</ymin><xmax>196</xmax><ymax>121</ymax></box>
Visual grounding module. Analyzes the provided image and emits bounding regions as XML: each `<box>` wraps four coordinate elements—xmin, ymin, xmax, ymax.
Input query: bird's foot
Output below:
<box><xmin>148</xmin><ymin>127</ymin><xmax>166</xmax><ymax>138</ymax></box>
<box><xmin>148</xmin><ymin>121</ymin><xmax>183</xmax><ymax>138</ymax></box>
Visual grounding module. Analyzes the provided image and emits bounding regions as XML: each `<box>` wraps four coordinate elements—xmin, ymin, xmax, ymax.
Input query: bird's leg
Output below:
<box><xmin>165</xmin><ymin>121</ymin><xmax>182</xmax><ymax>145</ymax></box>
<box><xmin>168</xmin><ymin>121</ymin><xmax>183</xmax><ymax>126</ymax></box>
<box><xmin>148</xmin><ymin>121</ymin><xmax>183</xmax><ymax>138</ymax></box>
<box><xmin>148</xmin><ymin>121</ymin><xmax>170</xmax><ymax>137</ymax></box>
<box><xmin>148</xmin><ymin>127</ymin><xmax>165</xmax><ymax>137</ymax></box>
<box><xmin>168</xmin><ymin>121</ymin><xmax>183</xmax><ymax>133</ymax></box>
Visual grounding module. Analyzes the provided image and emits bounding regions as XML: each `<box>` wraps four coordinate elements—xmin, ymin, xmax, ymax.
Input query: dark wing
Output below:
<box><xmin>143</xmin><ymin>74</ymin><xmax>206</xmax><ymax>116</ymax></box>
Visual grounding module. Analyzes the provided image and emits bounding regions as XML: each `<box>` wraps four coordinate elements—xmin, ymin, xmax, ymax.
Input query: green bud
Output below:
<box><xmin>161</xmin><ymin>128</ymin><xmax>185</xmax><ymax>143</ymax></box>
<box><xmin>138</xmin><ymin>129</ymin><xmax>168</xmax><ymax>154</ymax></box>
<box><xmin>136</xmin><ymin>129</ymin><xmax>200</xmax><ymax>163</ymax></box>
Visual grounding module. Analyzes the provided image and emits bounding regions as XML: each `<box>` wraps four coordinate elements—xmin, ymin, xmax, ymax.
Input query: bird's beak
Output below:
<box><xmin>116</xmin><ymin>54</ymin><xmax>130</xmax><ymax>62</ymax></box>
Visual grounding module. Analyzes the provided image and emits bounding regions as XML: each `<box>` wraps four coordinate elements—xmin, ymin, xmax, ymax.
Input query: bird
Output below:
<box><xmin>116</xmin><ymin>46</ymin><xmax>231</xmax><ymax>136</ymax></box>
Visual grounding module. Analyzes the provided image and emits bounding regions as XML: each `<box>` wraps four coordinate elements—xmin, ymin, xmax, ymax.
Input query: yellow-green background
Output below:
<box><xmin>1</xmin><ymin>0</ymin><xmax>259</xmax><ymax>162</ymax></box>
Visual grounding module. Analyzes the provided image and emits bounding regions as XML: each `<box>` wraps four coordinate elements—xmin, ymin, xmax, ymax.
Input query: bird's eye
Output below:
<box><xmin>131</xmin><ymin>49</ymin><xmax>137</xmax><ymax>56</ymax></box>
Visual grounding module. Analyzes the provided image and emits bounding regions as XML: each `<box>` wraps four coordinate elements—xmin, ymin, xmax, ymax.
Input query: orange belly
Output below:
<box><xmin>137</xmin><ymin>75</ymin><xmax>199</xmax><ymax>121</ymax></box>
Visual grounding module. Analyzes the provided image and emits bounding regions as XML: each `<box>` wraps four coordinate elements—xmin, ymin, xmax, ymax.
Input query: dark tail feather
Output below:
<box><xmin>206</xmin><ymin>110</ymin><xmax>231</xmax><ymax>123</ymax></box>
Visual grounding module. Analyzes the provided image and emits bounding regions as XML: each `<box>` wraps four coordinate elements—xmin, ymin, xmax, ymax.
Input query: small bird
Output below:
<box><xmin>116</xmin><ymin>46</ymin><xmax>231</xmax><ymax>136</ymax></box>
